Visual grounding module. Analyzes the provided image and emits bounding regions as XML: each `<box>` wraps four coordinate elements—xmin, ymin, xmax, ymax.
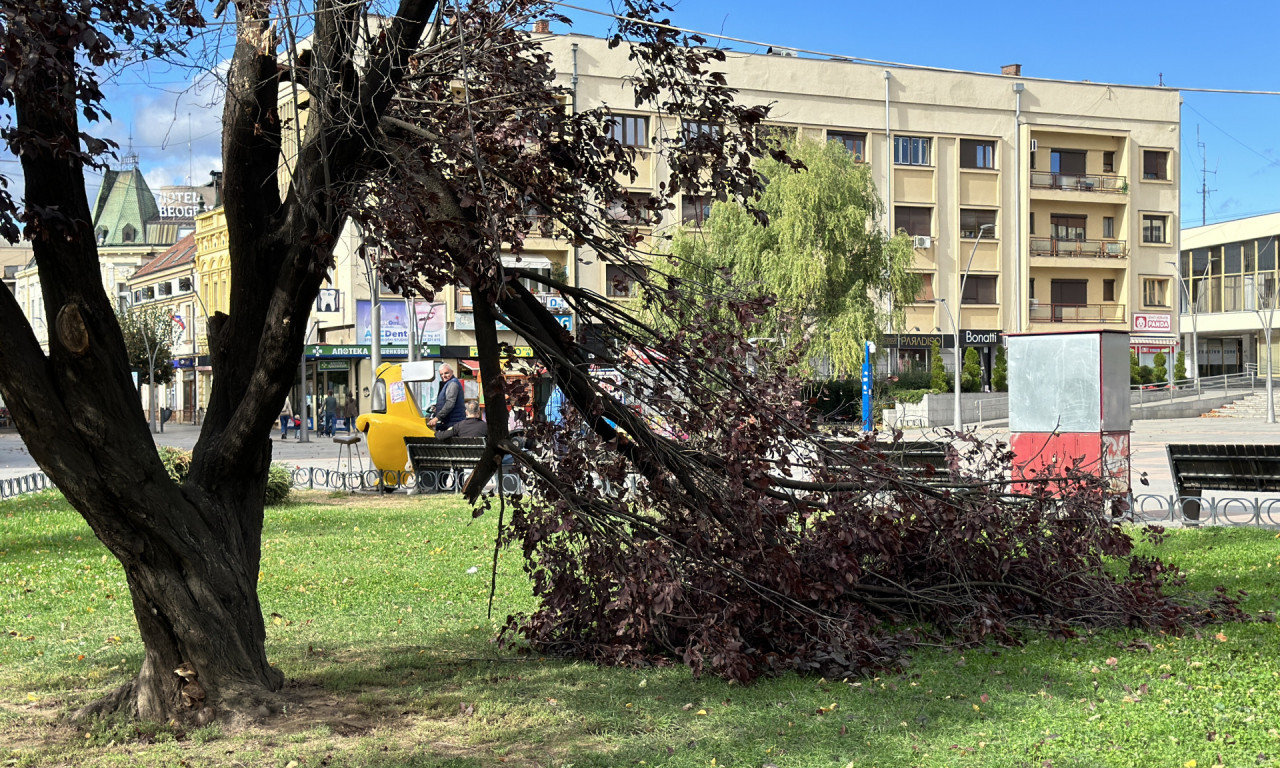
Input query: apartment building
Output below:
<box><xmin>126</xmin><ymin>233</ymin><xmax>202</xmax><ymax>422</ymax></box>
<box><xmin>1180</xmin><ymin>213</ymin><xmax>1280</xmax><ymax>377</ymax></box>
<box><xmin>538</xmin><ymin>34</ymin><xmax>1183</xmax><ymax>381</ymax></box>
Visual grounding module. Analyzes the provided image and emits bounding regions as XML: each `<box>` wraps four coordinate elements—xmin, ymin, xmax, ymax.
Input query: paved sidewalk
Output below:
<box><xmin>3</xmin><ymin>415</ymin><xmax>1279</xmax><ymax>497</ymax></box>
<box><xmin>0</xmin><ymin>422</ymin><xmax>361</xmax><ymax>481</ymax></box>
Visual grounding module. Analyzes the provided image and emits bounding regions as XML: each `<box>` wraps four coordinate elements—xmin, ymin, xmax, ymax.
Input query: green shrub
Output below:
<box><xmin>992</xmin><ymin>344</ymin><xmax>1008</xmax><ymax>391</ymax></box>
<box><xmin>157</xmin><ymin>446</ymin><xmax>291</xmax><ymax>505</ymax></box>
<box><xmin>929</xmin><ymin>340</ymin><xmax>948</xmax><ymax>391</ymax></box>
<box><xmin>1152</xmin><ymin>351</ymin><xmax>1168</xmax><ymax>385</ymax></box>
<box><xmin>1130</xmin><ymin>351</ymin><xmax>1142</xmax><ymax>385</ymax></box>
<box><xmin>157</xmin><ymin>445</ymin><xmax>192</xmax><ymax>484</ymax></box>
<box><xmin>1175</xmin><ymin>350</ymin><xmax>1187</xmax><ymax>381</ymax></box>
<box><xmin>961</xmin><ymin>348</ymin><xmax>982</xmax><ymax>392</ymax></box>
<box><xmin>265</xmin><ymin>463</ymin><xmax>292</xmax><ymax>507</ymax></box>
<box><xmin>891</xmin><ymin>367</ymin><xmax>933</xmax><ymax>392</ymax></box>
<box><xmin>1139</xmin><ymin>364</ymin><xmax>1155</xmax><ymax>385</ymax></box>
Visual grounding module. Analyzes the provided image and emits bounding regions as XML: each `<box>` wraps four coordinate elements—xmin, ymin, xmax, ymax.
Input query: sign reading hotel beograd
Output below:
<box><xmin>1132</xmin><ymin>313</ymin><xmax>1172</xmax><ymax>333</ymax></box>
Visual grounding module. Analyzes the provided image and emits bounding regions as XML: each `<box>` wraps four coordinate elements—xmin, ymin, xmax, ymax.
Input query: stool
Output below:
<box><xmin>334</xmin><ymin>435</ymin><xmax>365</xmax><ymax>475</ymax></box>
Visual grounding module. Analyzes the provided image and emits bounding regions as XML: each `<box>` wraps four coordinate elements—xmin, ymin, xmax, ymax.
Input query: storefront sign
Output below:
<box><xmin>356</xmin><ymin>300</ymin><xmax>447</xmax><ymax>346</ymax></box>
<box><xmin>881</xmin><ymin>333</ymin><xmax>954</xmax><ymax>348</ymax></box>
<box><xmin>961</xmin><ymin>329</ymin><xmax>1001</xmax><ymax>346</ymax></box>
<box><xmin>305</xmin><ymin>344</ymin><xmax>441</xmax><ymax>358</ymax></box>
<box><xmin>468</xmin><ymin>345</ymin><xmax>534</xmax><ymax>358</ymax></box>
<box><xmin>1132</xmin><ymin>313</ymin><xmax>1172</xmax><ymax>333</ymax></box>
<box><xmin>317</xmin><ymin>360</ymin><xmax>349</xmax><ymax>371</ymax></box>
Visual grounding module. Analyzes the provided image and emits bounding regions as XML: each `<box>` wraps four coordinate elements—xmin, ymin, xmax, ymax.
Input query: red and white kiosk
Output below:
<box><xmin>1007</xmin><ymin>330</ymin><xmax>1131</xmax><ymax>498</ymax></box>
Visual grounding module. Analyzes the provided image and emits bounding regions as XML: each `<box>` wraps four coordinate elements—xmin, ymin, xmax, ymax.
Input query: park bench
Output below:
<box><xmin>405</xmin><ymin>437</ymin><xmax>487</xmax><ymax>493</ymax></box>
<box><xmin>1166</xmin><ymin>443</ymin><xmax>1280</xmax><ymax>521</ymax></box>
<box><xmin>816</xmin><ymin>438</ymin><xmax>954</xmax><ymax>483</ymax></box>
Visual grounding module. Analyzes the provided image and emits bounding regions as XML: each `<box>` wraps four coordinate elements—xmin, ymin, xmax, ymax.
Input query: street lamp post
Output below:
<box><xmin>298</xmin><ymin>319</ymin><xmax>320</xmax><ymax>443</ymax></box>
<box><xmin>953</xmin><ymin>223</ymin><xmax>994</xmax><ymax>431</ymax></box>
<box><xmin>1167</xmin><ymin>260</ymin><xmax>1209</xmax><ymax>387</ymax></box>
<box><xmin>1253</xmin><ymin>280</ymin><xmax>1277</xmax><ymax>424</ymax></box>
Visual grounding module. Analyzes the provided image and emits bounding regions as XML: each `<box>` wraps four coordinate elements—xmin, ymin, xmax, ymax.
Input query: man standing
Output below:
<box><xmin>429</xmin><ymin>364</ymin><xmax>466</xmax><ymax>431</ymax></box>
<box><xmin>322</xmin><ymin>390</ymin><xmax>338</xmax><ymax>437</ymax></box>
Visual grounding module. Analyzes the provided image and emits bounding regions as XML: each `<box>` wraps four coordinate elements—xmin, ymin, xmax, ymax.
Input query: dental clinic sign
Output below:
<box><xmin>1132</xmin><ymin>313</ymin><xmax>1172</xmax><ymax>333</ymax></box>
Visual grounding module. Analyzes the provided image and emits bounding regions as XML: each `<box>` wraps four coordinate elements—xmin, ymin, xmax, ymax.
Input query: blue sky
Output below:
<box><xmin>91</xmin><ymin>0</ymin><xmax>1280</xmax><ymax>228</ymax></box>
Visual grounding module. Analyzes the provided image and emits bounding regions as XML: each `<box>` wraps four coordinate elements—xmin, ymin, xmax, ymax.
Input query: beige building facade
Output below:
<box><xmin>538</xmin><ymin>35</ymin><xmax>1183</xmax><ymax>380</ymax></box>
<box><xmin>1180</xmin><ymin>213</ymin><xmax>1280</xmax><ymax>376</ymax></box>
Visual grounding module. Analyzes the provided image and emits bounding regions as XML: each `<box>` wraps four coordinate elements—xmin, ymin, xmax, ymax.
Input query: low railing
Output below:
<box><xmin>1130</xmin><ymin>494</ymin><xmax>1280</xmax><ymax>527</ymax></box>
<box><xmin>1029</xmin><ymin>171</ymin><xmax>1127</xmax><ymax>193</ymax></box>
<box><xmin>0</xmin><ymin>471</ymin><xmax>52</xmax><ymax>500</ymax></box>
<box><xmin>1131</xmin><ymin>372</ymin><xmax>1259</xmax><ymax>409</ymax></box>
<box><xmin>1029</xmin><ymin>237</ymin><xmax>1128</xmax><ymax>259</ymax></box>
<box><xmin>1028</xmin><ymin>303</ymin><xmax>1127</xmax><ymax>323</ymax></box>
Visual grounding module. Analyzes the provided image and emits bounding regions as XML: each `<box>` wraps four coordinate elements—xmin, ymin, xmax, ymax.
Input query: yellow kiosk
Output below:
<box><xmin>355</xmin><ymin>361</ymin><xmax>437</xmax><ymax>478</ymax></box>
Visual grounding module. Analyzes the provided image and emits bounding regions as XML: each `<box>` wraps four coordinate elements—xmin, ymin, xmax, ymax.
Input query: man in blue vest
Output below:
<box><xmin>428</xmin><ymin>364</ymin><xmax>466</xmax><ymax>431</ymax></box>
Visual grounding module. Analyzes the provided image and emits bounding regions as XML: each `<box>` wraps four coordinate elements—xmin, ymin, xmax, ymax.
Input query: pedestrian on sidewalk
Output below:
<box><xmin>322</xmin><ymin>390</ymin><xmax>338</xmax><ymax>437</ymax></box>
<box><xmin>280</xmin><ymin>396</ymin><xmax>295</xmax><ymax>439</ymax></box>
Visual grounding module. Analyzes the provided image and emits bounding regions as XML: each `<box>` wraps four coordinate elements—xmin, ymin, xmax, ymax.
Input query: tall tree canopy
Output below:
<box><xmin>0</xmin><ymin>0</ymin><xmax>1230</xmax><ymax>725</ymax></box>
<box><xmin>662</xmin><ymin>137</ymin><xmax>918</xmax><ymax>375</ymax></box>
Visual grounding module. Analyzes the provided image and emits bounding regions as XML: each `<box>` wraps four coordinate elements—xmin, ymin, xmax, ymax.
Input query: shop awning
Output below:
<box><xmin>501</xmin><ymin>255</ymin><xmax>553</xmax><ymax>270</ymax></box>
<box><xmin>1129</xmin><ymin>336</ymin><xmax>1178</xmax><ymax>346</ymax></box>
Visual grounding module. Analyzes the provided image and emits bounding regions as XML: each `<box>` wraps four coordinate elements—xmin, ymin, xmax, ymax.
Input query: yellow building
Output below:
<box><xmin>127</xmin><ymin>233</ymin><xmax>203</xmax><ymax>422</ymax></box>
<box><xmin>539</xmin><ymin>35</ymin><xmax>1182</xmax><ymax>381</ymax></box>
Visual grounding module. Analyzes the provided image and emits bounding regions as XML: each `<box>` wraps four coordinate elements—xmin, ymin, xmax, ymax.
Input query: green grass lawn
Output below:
<box><xmin>3</xmin><ymin>490</ymin><xmax>1280</xmax><ymax>767</ymax></box>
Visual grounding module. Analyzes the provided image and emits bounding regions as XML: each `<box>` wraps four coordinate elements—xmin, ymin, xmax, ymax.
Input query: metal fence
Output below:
<box><xmin>1131</xmin><ymin>370</ymin><xmax>1259</xmax><ymax>409</ymax></box>
<box><xmin>1129</xmin><ymin>493</ymin><xmax>1280</xmax><ymax>527</ymax></box>
<box><xmin>0</xmin><ymin>471</ymin><xmax>52</xmax><ymax>500</ymax></box>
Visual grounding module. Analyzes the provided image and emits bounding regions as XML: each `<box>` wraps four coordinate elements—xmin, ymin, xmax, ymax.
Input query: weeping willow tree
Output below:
<box><xmin>660</xmin><ymin>137</ymin><xmax>918</xmax><ymax>375</ymax></box>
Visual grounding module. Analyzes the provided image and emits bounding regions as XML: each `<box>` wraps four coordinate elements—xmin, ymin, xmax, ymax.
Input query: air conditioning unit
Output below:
<box><xmin>1030</xmin><ymin>139</ymin><xmax>1038</xmax><ymax>152</ymax></box>
<box><xmin>912</xmin><ymin>235</ymin><xmax>932</xmax><ymax>249</ymax></box>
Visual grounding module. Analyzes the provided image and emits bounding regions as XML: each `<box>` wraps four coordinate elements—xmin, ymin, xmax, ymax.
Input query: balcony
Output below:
<box><xmin>1029</xmin><ymin>172</ymin><xmax>1127</xmax><ymax>194</ymax></box>
<box><xmin>1029</xmin><ymin>237</ymin><xmax>1128</xmax><ymax>259</ymax></box>
<box><xmin>1029</xmin><ymin>302</ymin><xmax>1127</xmax><ymax>324</ymax></box>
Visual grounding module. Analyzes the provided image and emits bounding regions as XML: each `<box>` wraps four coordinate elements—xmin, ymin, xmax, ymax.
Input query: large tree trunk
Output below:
<box><xmin>78</xmin><ymin>483</ymin><xmax>284</xmax><ymax>722</ymax></box>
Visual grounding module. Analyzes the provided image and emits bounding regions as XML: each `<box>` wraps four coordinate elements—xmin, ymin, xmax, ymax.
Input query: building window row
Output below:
<box><xmin>893</xmin><ymin>136</ymin><xmax>931</xmax><ymax>166</ymax></box>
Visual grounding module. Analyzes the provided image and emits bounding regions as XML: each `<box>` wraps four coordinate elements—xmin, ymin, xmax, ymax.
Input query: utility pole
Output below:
<box><xmin>1197</xmin><ymin>126</ymin><xmax>1218</xmax><ymax>227</ymax></box>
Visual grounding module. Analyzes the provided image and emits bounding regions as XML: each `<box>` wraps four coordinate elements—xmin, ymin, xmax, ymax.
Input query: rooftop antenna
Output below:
<box><xmin>122</xmin><ymin>124</ymin><xmax>139</xmax><ymax>170</ymax></box>
<box><xmin>1197</xmin><ymin>125</ymin><xmax>1218</xmax><ymax>226</ymax></box>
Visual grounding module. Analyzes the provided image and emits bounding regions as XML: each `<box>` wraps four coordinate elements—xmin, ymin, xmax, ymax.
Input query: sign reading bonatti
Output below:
<box><xmin>961</xmin><ymin>329</ymin><xmax>1002</xmax><ymax>346</ymax></box>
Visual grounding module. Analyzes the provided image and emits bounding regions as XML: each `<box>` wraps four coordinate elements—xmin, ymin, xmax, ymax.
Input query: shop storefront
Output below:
<box><xmin>881</xmin><ymin>333</ymin><xmax>954</xmax><ymax>375</ymax></box>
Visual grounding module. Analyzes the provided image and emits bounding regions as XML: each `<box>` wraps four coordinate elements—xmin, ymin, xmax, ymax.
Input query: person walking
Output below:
<box><xmin>322</xmin><ymin>390</ymin><xmax>338</xmax><ymax>437</ymax></box>
<box><xmin>279</xmin><ymin>396</ymin><xmax>294</xmax><ymax>439</ymax></box>
<box><xmin>428</xmin><ymin>364</ymin><xmax>466</xmax><ymax>431</ymax></box>
<box><xmin>342</xmin><ymin>395</ymin><xmax>359</xmax><ymax>432</ymax></box>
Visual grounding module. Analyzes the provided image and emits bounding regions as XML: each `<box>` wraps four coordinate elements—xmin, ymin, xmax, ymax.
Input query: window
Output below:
<box><xmin>606</xmin><ymin>264</ymin><xmax>645</xmax><ymax>298</ymax></box>
<box><xmin>1030</xmin><ymin>148</ymin><xmax>1036</xmax><ymax>170</ymax></box>
<box><xmin>606</xmin><ymin>193</ymin><xmax>658</xmax><ymax>226</ymax></box>
<box><xmin>1142</xmin><ymin>214</ymin><xmax>1168</xmax><ymax>244</ymax></box>
<box><xmin>456</xmin><ymin>289</ymin><xmax>474</xmax><ymax>311</ymax></box>
<box><xmin>960</xmin><ymin>139</ymin><xmax>995</xmax><ymax>169</ymax></box>
<box><xmin>1029</xmin><ymin>212</ymin><xmax>1035</xmax><ymax>234</ymax></box>
<box><xmin>829</xmin><ymin>131</ymin><xmax>867</xmax><ymax>161</ymax></box>
<box><xmin>1143</xmin><ymin>150</ymin><xmax>1169</xmax><ymax>180</ymax></box>
<box><xmin>1051</xmin><ymin>214</ymin><xmax>1086</xmax><ymax>242</ymax></box>
<box><xmin>960</xmin><ymin>209</ymin><xmax>996</xmax><ymax>238</ymax></box>
<box><xmin>682</xmin><ymin>120</ymin><xmax>721</xmax><ymax>140</ymax></box>
<box><xmin>159</xmin><ymin>281</ymin><xmax>173</xmax><ymax>296</ymax></box>
<box><xmin>961</xmin><ymin>275</ymin><xmax>997</xmax><ymax>304</ymax></box>
<box><xmin>178</xmin><ymin>277</ymin><xmax>193</xmax><ymax>292</ymax></box>
<box><xmin>894</xmin><ymin>206</ymin><xmax>932</xmax><ymax>237</ymax></box>
<box><xmin>1143</xmin><ymin>278</ymin><xmax>1169</xmax><ymax>307</ymax></box>
<box><xmin>144</xmin><ymin>286</ymin><xmax>155</xmax><ymax>300</ymax></box>
<box><xmin>609</xmin><ymin>115</ymin><xmax>649</xmax><ymax>148</ymax></box>
<box><xmin>133</xmin><ymin>289</ymin><xmax>142</xmax><ymax>304</ymax></box>
<box><xmin>1102</xmin><ymin>279</ymin><xmax>1116</xmax><ymax>302</ymax></box>
<box><xmin>681</xmin><ymin>195</ymin><xmax>714</xmax><ymax>226</ymax></box>
<box><xmin>1103</xmin><ymin>217</ymin><xmax>1115</xmax><ymax>239</ymax></box>
<box><xmin>1050</xmin><ymin>149</ymin><xmax>1086</xmax><ymax>175</ymax></box>
<box><xmin>893</xmin><ymin>136</ymin><xmax>932</xmax><ymax>166</ymax></box>
<box><xmin>1029</xmin><ymin>278</ymin><xmax>1036</xmax><ymax>300</ymax></box>
<box><xmin>1102</xmin><ymin>151</ymin><xmax>1115</xmax><ymax>173</ymax></box>
<box><xmin>121</xmin><ymin>224</ymin><xmax>136</xmax><ymax>243</ymax></box>
<box><xmin>759</xmin><ymin>124</ymin><xmax>797</xmax><ymax>146</ymax></box>
<box><xmin>371</xmin><ymin>379</ymin><xmax>387</xmax><ymax>414</ymax></box>
<box><xmin>913</xmin><ymin>273</ymin><xmax>934</xmax><ymax>302</ymax></box>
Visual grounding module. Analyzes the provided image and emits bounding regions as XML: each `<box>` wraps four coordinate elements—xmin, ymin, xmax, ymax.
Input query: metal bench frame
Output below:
<box><xmin>1166</xmin><ymin>443</ymin><xmax>1280</xmax><ymax>521</ymax></box>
